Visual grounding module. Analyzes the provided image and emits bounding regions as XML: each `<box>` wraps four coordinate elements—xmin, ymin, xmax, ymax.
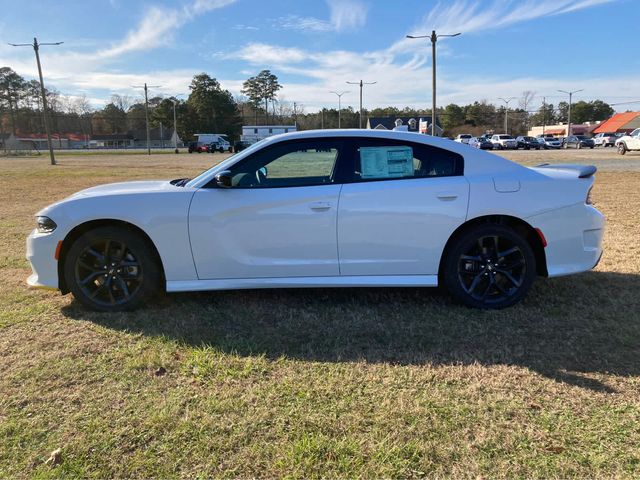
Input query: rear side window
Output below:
<box><xmin>347</xmin><ymin>138</ymin><xmax>463</xmax><ymax>182</ymax></box>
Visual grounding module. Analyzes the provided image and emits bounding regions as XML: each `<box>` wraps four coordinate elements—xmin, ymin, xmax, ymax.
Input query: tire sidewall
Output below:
<box><xmin>443</xmin><ymin>224</ymin><xmax>537</xmax><ymax>309</ymax></box>
<box><xmin>63</xmin><ymin>226</ymin><xmax>161</xmax><ymax>311</ymax></box>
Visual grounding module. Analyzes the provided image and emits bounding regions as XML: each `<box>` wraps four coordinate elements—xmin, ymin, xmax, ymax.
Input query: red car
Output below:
<box><xmin>188</xmin><ymin>142</ymin><xmax>209</xmax><ymax>153</ymax></box>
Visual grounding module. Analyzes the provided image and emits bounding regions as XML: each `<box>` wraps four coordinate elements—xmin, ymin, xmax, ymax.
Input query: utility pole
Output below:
<box><xmin>132</xmin><ymin>83</ymin><xmax>160</xmax><ymax>155</ymax></box>
<box><xmin>406</xmin><ymin>30</ymin><xmax>461</xmax><ymax>136</ymax></box>
<box><xmin>542</xmin><ymin>96</ymin><xmax>546</xmax><ymax>135</ymax></box>
<box><xmin>9</xmin><ymin>37</ymin><xmax>63</xmax><ymax>165</ymax></box>
<box><xmin>321</xmin><ymin>108</ymin><xmax>325</xmax><ymax>129</ymax></box>
<box><xmin>498</xmin><ymin>97</ymin><xmax>516</xmax><ymax>134</ymax></box>
<box><xmin>558</xmin><ymin>89</ymin><xmax>584</xmax><ymax>139</ymax></box>
<box><xmin>347</xmin><ymin>80</ymin><xmax>376</xmax><ymax>128</ymax></box>
<box><xmin>293</xmin><ymin>102</ymin><xmax>298</xmax><ymax>127</ymax></box>
<box><xmin>329</xmin><ymin>91</ymin><xmax>348</xmax><ymax>128</ymax></box>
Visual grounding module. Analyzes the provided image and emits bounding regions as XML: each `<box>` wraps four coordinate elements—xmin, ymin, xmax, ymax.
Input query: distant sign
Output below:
<box><xmin>360</xmin><ymin>146</ymin><xmax>414</xmax><ymax>179</ymax></box>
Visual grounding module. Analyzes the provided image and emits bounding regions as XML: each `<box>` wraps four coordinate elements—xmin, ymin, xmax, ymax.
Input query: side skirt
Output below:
<box><xmin>166</xmin><ymin>275</ymin><xmax>439</xmax><ymax>292</ymax></box>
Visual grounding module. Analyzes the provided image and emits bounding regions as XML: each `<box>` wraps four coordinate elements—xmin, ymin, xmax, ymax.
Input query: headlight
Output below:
<box><xmin>36</xmin><ymin>216</ymin><xmax>57</xmax><ymax>233</ymax></box>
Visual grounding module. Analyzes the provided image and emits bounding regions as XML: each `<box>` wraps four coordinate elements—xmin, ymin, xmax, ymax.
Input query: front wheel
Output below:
<box><xmin>63</xmin><ymin>226</ymin><xmax>161</xmax><ymax>311</ymax></box>
<box><xmin>442</xmin><ymin>225</ymin><xmax>536</xmax><ymax>309</ymax></box>
<box><xmin>618</xmin><ymin>143</ymin><xmax>627</xmax><ymax>155</ymax></box>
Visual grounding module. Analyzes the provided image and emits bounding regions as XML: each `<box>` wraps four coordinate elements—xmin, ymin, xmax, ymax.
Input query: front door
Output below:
<box><xmin>189</xmin><ymin>139</ymin><xmax>345</xmax><ymax>279</ymax></box>
<box><xmin>337</xmin><ymin>138</ymin><xmax>469</xmax><ymax>276</ymax></box>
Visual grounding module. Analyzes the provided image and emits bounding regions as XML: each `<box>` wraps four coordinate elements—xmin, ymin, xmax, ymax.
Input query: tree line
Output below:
<box><xmin>1</xmin><ymin>66</ymin><xmax>617</xmax><ymax>141</ymax></box>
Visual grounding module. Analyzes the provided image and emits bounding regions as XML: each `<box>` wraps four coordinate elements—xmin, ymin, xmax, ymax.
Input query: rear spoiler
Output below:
<box><xmin>535</xmin><ymin>163</ymin><xmax>597</xmax><ymax>178</ymax></box>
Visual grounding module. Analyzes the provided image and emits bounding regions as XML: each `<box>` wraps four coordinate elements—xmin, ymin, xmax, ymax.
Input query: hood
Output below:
<box><xmin>68</xmin><ymin>180</ymin><xmax>176</xmax><ymax>199</ymax></box>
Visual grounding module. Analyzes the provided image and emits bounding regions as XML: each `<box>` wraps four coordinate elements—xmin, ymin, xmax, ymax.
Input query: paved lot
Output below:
<box><xmin>495</xmin><ymin>147</ymin><xmax>640</xmax><ymax>172</ymax></box>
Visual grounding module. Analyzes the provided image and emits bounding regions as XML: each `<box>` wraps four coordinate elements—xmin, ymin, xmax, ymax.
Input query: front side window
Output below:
<box><xmin>347</xmin><ymin>138</ymin><xmax>463</xmax><ymax>182</ymax></box>
<box><xmin>226</xmin><ymin>140</ymin><xmax>342</xmax><ymax>188</ymax></box>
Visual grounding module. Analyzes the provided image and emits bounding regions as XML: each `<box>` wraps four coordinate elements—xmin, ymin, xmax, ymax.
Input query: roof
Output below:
<box><xmin>593</xmin><ymin>112</ymin><xmax>640</xmax><ymax>134</ymax></box>
<box><xmin>92</xmin><ymin>133</ymin><xmax>134</xmax><ymax>141</ymax></box>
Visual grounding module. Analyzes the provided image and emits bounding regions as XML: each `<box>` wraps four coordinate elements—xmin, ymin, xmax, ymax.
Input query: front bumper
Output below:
<box><xmin>527</xmin><ymin>203</ymin><xmax>605</xmax><ymax>277</ymax></box>
<box><xmin>26</xmin><ymin>229</ymin><xmax>60</xmax><ymax>289</ymax></box>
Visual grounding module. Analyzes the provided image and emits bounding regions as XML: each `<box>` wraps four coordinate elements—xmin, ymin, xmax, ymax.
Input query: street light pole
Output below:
<box><xmin>347</xmin><ymin>80</ymin><xmax>376</xmax><ymax>128</ymax></box>
<box><xmin>497</xmin><ymin>97</ymin><xmax>516</xmax><ymax>134</ymax></box>
<box><xmin>406</xmin><ymin>30</ymin><xmax>461</xmax><ymax>136</ymax></box>
<box><xmin>558</xmin><ymin>88</ymin><xmax>584</xmax><ymax>138</ymax></box>
<box><xmin>9</xmin><ymin>37</ymin><xmax>63</xmax><ymax>165</ymax></box>
<box><xmin>132</xmin><ymin>83</ymin><xmax>160</xmax><ymax>155</ymax></box>
<box><xmin>329</xmin><ymin>91</ymin><xmax>349</xmax><ymax>128</ymax></box>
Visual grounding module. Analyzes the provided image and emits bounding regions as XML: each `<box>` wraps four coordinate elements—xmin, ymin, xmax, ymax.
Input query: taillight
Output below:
<box><xmin>586</xmin><ymin>187</ymin><xmax>593</xmax><ymax>205</ymax></box>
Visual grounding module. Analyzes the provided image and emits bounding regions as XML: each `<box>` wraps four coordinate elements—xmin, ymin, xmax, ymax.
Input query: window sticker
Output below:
<box><xmin>360</xmin><ymin>146</ymin><xmax>414</xmax><ymax>179</ymax></box>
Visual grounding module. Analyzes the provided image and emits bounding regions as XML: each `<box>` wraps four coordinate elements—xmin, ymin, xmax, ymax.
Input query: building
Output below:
<box><xmin>367</xmin><ymin>116</ymin><xmax>443</xmax><ymax>136</ymax></box>
<box><xmin>90</xmin><ymin>133</ymin><xmax>134</xmax><ymax>148</ymax></box>
<box><xmin>592</xmin><ymin>112</ymin><xmax>640</xmax><ymax>134</ymax></box>
<box><xmin>241</xmin><ymin>125</ymin><xmax>297</xmax><ymax>142</ymax></box>
<box><xmin>528</xmin><ymin>123</ymin><xmax>600</xmax><ymax>137</ymax></box>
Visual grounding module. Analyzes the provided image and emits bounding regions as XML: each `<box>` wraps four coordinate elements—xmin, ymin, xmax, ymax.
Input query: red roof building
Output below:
<box><xmin>592</xmin><ymin>112</ymin><xmax>640</xmax><ymax>134</ymax></box>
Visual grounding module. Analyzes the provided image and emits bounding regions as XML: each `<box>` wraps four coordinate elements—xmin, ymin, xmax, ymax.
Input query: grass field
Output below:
<box><xmin>1</xmin><ymin>150</ymin><xmax>639</xmax><ymax>478</ymax></box>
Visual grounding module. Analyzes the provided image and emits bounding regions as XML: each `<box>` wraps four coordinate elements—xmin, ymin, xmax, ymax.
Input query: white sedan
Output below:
<box><xmin>27</xmin><ymin>130</ymin><xmax>604</xmax><ymax>311</ymax></box>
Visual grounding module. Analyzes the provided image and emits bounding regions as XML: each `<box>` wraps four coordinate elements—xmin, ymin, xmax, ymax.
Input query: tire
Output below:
<box><xmin>63</xmin><ymin>226</ymin><xmax>162</xmax><ymax>312</ymax></box>
<box><xmin>218</xmin><ymin>147</ymin><xmax>224</xmax><ymax>153</ymax></box>
<box><xmin>442</xmin><ymin>224</ymin><xmax>536</xmax><ymax>309</ymax></box>
<box><xmin>618</xmin><ymin>143</ymin><xmax>627</xmax><ymax>155</ymax></box>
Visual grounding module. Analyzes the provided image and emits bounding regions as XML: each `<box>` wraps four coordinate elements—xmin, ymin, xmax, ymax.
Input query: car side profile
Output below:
<box><xmin>615</xmin><ymin>128</ymin><xmax>640</xmax><ymax>155</ymax></box>
<box><xmin>27</xmin><ymin>130</ymin><xmax>604</xmax><ymax>311</ymax></box>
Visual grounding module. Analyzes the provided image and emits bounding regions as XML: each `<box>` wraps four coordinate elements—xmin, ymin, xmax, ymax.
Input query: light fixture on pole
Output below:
<box><xmin>558</xmin><ymin>88</ymin><xmax>584</xmax><ymax>139</ymax></box>
<box><xmin>346</xmin><ymin>80</ymin><xmax>376</xmax><ymax>129</ymax></box>
<box><xmin>406</xmin><ymin>30</ymin><xmax>461</xmax><ymax>136</ymax></box>
<box><xmin>329</xmin><ymin>91</ymin><xmax>349</xmax><ymax>128</ymax></box>
<box><xmin>132</xmin><ymin>83</ymin><xmax>161</xmax><ymax>155</ymax></box>
<box><xmin>9</xmin><ymin>38</ymin><xmax>63</xmax><ymax>165</ymax></box>
<box><xmin>497</xmin><ymin>97</ymin><xmax>516</xmax><ymax>134</ymax></box>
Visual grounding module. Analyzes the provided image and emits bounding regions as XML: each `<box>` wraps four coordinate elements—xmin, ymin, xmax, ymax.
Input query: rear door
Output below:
<box><xmin>337</xmin><ymin>138</ymin><xmax>469</xmax><ymax>276</ymax></box>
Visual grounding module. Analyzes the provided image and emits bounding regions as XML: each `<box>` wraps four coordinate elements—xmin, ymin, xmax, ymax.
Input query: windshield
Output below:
<box><xmin>185</xmin><ymin>138</ymin><xmax>267</xmax><ymax>187</ymax></box>
<box><xmin>459</xmin><ymin>134</ymin><xmax>471</xmax><ymax>138</ymax></box>
<box><xmin>576</xmin><ymin>135</ymin><xmax>588</xmax><ymax>140</ymax></box>
<box><xmin>498</xmin><ymin>135</ymin><xmax>513</xmax><ymax>139</ymax></box>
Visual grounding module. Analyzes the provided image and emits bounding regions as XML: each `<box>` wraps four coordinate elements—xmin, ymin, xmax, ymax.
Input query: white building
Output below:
<box><xmin>241</xmin><ymin>125</ymin><xmax>297</xmax><ymax>142</ymax></box>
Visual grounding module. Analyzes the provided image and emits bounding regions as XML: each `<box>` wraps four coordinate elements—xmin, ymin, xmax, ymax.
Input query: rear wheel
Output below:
<box><xmin>443</xmin><ymin>225</ymin><xmax>536</xmax><ymax>309</ymax></box>
<box><xmin>63</xmin><ymin>226</ymin><xmax>161</xmax><ymax>311</ymax></box>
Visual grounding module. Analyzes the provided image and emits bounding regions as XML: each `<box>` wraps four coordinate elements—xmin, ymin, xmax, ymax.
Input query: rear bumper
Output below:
<box><xmin>26</xmin><ymin>229</ymin><xmax>60</xmax><ymax>289</ymax></box>
<box><xmin>527</xmin><ymin>204</ymin><xmax>605</xmax><ymax>277</ymax></box>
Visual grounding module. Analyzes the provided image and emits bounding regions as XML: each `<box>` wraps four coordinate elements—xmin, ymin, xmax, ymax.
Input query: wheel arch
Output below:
<box><xmin>57</xmin><ymin>219</ymin><xmax>166</xmax><ymax>294</ymax></box>
<box><xmin>438</xmin><ymin>214</ymin><xmax>548</xmax><ymax>280</ymax></box>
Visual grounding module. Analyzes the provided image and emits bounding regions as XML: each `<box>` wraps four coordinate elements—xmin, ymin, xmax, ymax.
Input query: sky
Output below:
<box><xmin>0</xmin><ymin>0</ymin><xmax>638</xmax><ymax>113</ymax></box>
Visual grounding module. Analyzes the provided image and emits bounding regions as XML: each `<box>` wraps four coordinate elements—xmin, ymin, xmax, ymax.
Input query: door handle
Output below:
<box><xmin>309</xmin><ymin>201</ymin><xmax>332</xmax><ymax>211</ymax></box>
<box><xmin>436</xmin><ymin>192</ymin><xmax>458</xmax><ymax>201</ymax></box>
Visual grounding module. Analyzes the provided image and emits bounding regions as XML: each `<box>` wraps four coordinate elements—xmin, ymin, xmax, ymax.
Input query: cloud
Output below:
<box><xmin>420</xmin><ymin>0</ymin><xmax>615</xmax><ymax>35</ymax></box>
<box><xmin>95</xmin><ymin>0</ymin><xmax>238</xmax><ymax>58</ymax></box>
<box><xmin>327</xmin><ymin>0</ymin><xmax>368</xmax><ymax>31</ymax></box>
<box><xmin>276</xmin><ymin>0</ymin><xmax>368</xmax><ymax>33</ymax></box>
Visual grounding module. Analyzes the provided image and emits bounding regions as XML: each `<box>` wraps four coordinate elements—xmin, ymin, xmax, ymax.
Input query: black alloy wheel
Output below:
<box><xmin>64</xmin><ymin>226</ymin><xmax>161</xmax><ymax>311</ymax></box>
<box><xmin>443</xmin><ymin>224</ymin><xmax>536</xmax><ymax>309</ymax></box>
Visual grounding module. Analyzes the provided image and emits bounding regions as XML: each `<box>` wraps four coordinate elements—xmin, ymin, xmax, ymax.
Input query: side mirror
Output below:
<box><xmin>215</xmin><ymin>170</ymin><xmax>233</xmax><ymax>188</ymax></box>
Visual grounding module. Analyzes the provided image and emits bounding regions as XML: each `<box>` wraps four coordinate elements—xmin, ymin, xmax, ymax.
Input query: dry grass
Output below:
<box><xmin>1</xmin><ymin>151</ymin><xmax>639</xmax><ymax>478</ymax></box>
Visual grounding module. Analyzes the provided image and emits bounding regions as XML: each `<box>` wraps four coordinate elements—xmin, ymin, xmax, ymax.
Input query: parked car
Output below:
<box><xmin>615</xmin><ymin>128</ymin><xmax>640</xmax><ymax>155</ymax></box>
<box><xmin>515</xmin><ymin>136</ymin><xmax>541</xmax><ymax>150</ymax></box>
<box><xmin>593</xmin><ymin>132</ymin><xmax>617</xmax><ymax>147</ymax></box>
<box><xmin>468</xmin><ymin>136</ymin><xmax>493</xmax><ymax>149</ymax></box>
<box><xmin>234</xmin><ymin>140</ymin><xmax>253</xmax><ymax>153</ymax></box>
<box><xmin>27</xmin><ymin>130</ymin><xmax>604</xmax><ymax>311</ymax></box>
<box><xmin>188</xmin><ymin>142</ymin><xmax>209</xmax><ymax>153</ymax></box>
<box><xmin>209</xmin><ymin>138</ymin><xmax>232</xmax><ymax>153</ymax></box>
<box><xmin>564</xmin><ymin>135</ymin><xmax>595</xmax><ymax>149</ymax></box>
<box><xmin>490</xmin><ymin>134</ymin><xmax>517</xmax><ymax>150</ymax></box>
<box><xmin>537</xmin><ymin>137</ymin><xmax>562</xmax><ymax>149</ymax></box>
<box><xmin>454</xmin><ymin>134</ymin><xmax>473</xmax><ymax>144</ymax></box>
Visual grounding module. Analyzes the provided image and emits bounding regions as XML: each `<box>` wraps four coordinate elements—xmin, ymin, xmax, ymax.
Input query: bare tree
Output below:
<box><xmin>110</xmin><ymin>94</ymin><xmax>133</xmax><ymax>112</ymax></box>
